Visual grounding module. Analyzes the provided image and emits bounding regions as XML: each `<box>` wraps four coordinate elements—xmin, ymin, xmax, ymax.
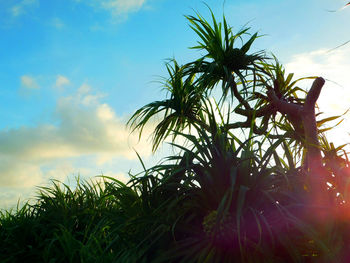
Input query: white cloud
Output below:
<box><xmin>78</xmin><ymin>83</ymin><xmax>91</xmax><ymax>95</ymax></box>
<box><xmin>0</xmin><ymin>159</ymin><xmax>43</xmax><ymax>188</ymax></box>
<box><xmin>0</xmin><ymin>82</ymin><xmax>153</xmax><ymax>201</ymax></box>
<box><xmin>285</xmin><ymin>45</ymin><xmax>350</xmax><ymax>114</ymax></box>
<box><xmin>20</xmin><ymin>75</ymin><xmax>40</xmax><ymax>89</ymax></box>
<box><xmin>75</xmin><ymin>83</ymin><xmax>105</xmax><ymax>105</ymax></box>
<box><xmin>285</xmin><ymin>44</ymin><xmax>350</xmax><ymax>146</ymax></box>
<box><xmin>100</xmin><ymin>0</ymin><xmax>146</xmax><ymax>15</ymax></box>
<box><xmin>97</xmin><ymin>103</ymin><xmax>116</xmax><ymax>121</ymax></box>
<box><xmin>1</xmin><ymin>86</ymin><xmax>152</xmax><ymax>162</ymax></box>
<box><xmin>54</xmin><ymin>75</ymin><xmax>70</xmax><ymax>90</ymax></box>
<box><xmin>78</xmin><ymin>0</ymin><xmax>146</xmax><ymax>18</ymax></box>
<box><xmin>10</xmin><ymin>0</ymin><xmax>39</xmax><ymax>17</ymax></box>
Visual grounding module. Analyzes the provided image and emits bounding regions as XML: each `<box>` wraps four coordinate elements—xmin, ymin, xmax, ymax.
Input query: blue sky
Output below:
<box><xmin>1</xmin><ymin>0</ymin><xmax>350</xmax><ymax>208</ymax></box>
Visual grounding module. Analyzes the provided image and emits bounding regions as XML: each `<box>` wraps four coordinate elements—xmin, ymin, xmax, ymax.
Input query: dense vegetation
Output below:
<box><xmin>2</xmin><ymin>8</ymin><xmax>350</xmax><ymax>262</ymax></box>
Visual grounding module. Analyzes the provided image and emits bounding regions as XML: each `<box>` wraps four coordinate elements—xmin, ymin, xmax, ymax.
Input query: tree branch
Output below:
<box><xmin>304</xmin><ymin>77</ymin><xmax>325</xmax><ymax>111</ymax></box>
<box><xmin>267</xmin><ymin>89</ymin><xmax>303</xmax><ymax>116</ymax></box>
<box><xmin>228</xmin><ymin>76</ymin><xmax>252</xmax><ymax>110</ymax></box>
<box><xmin>234</xmin><ymin>104</ymin><xmax>274</xmax><ymax>118</ymax></box>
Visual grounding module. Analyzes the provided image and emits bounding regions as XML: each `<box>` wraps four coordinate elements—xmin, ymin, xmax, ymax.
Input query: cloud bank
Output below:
<box><xmin>0</xmin><ymin>78</ymin><xmax>153</xmax><ymax>208</ymax></box>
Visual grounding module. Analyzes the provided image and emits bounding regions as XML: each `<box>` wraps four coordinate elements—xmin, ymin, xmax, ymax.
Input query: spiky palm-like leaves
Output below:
<box><xmin>186</xmin><ymin>8</ymin><xmax>266</xmax><ymax>98</ymax></box>
<box><xmin>128</xmin><ymin>60</ymin><xmax>204</xmax><ymax>151</ymax></box>
<box><xmin>124</xmin><ymin>8</ymin><xmax>349</xmax><ymax>262</ymax></box>
<box><xmin>141</xmin><ymin>102</ymin><xmax>333</xmax><ymax>262</ymax></box>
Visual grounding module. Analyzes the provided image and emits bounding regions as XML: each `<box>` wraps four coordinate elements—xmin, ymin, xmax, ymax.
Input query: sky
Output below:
<box><xmin>1</xmin><ymin>0</ymin><xmax>350</xmax><ymax>209</ymax></box>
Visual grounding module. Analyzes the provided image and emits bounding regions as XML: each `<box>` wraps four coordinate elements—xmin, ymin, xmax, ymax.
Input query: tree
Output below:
<box><xmin>127</xmin><ymin>7</ymin><xmax>350</xmax><ymax>262</ymax></box>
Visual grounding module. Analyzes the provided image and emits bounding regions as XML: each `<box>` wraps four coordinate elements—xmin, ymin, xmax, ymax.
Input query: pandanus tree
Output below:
<box><xmin>3</xmin><ymin>7</ymin><xmax>350</xmax><ymax>263</ymax></box>
<box><xmin>127</xmin><ymin>8</ymin><xmax>350</xmax><ymax>262</ymax></box>
<box><xmin>129</xmin><ymin>10</ymin><xmax>330</xmax><ymax>208</ymax></box>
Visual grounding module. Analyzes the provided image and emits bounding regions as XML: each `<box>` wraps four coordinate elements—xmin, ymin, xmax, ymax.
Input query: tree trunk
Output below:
<box><xmin>267</xmin><ymin>77</ymin><xmax>327</xmax><ymax>204</ymax></box>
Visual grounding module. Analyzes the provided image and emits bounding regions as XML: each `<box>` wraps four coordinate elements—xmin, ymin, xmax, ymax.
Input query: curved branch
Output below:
<box><xmin>267</xmin><ymin>89</ymin><xmax>303</xmax><ymax>116</ymax></box>
<box><xmin>234</xmin><ymin>104</ymin><xmax>274</xmax><ymax>118</ymax></box>
<box><xmin>224</xmin><ymin>114</ymin><xmax>282</xmax><ymax>139</ymax></box>
<box><xmin>227</xmin><ymin>76</ymin><xmax>252</xmax><ymax>110</ymax></box>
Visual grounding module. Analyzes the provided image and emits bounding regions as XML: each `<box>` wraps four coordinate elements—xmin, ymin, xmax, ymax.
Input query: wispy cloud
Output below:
<box><xmin>10</xmin><ymin>0</ymin><xmax>39</xmax><ymax>17</ymax></box>
<box><xmin>0</xmin><ymin>81</ymin><xmax>152</xmax><ymax>207</ymax></box>
<box><xmin>77</xmin><ymin>0</ymin><xmax>147</xmax><ymax>19</ymax></box>
<box><xmin>100</xmin><ymin>0</ymin><xmax>146</xmax><ymax>15</ymax></box>
<box><xmin>54</xmin><ymin>75</ymin><xmax>70</xmax><ymax>90</ymax></box>
<box><xmin>21</xmin><ymin>75</ymin><xmax>40</xmax><ymax>89</ymax></box>
<box><xmin>51</xmin><ymin>17</ymin><xmax>65</xmax><ymax>29</ymax></box>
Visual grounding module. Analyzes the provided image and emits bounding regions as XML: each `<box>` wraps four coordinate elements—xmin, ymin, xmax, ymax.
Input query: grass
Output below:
<box><xmin>0</xmin><ymin>179</ymin><xmax>118</xmax><ymax>262</ymax></box>
<box><xmin>0</xmin><ymin>141</ymin><xmax>348</xmax><ymax>262</ymax></box>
